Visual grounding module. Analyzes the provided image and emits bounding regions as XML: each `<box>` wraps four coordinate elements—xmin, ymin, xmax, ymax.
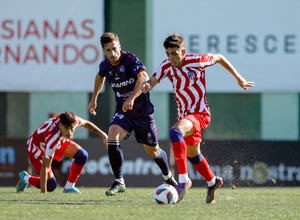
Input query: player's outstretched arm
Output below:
<box><xmin>80</xmin><ymin>118</ymin><xmax>108</xmax><ymax>148</ymax></box>
<box><xmin>88</xmin><ymin>74</ymin><xmax>106</xmax><ymax>115</ymax></box>
<box><xmin>214</xmin><ymin>54</ymin><xmax>255</xmax><ymax>91</ymax></box>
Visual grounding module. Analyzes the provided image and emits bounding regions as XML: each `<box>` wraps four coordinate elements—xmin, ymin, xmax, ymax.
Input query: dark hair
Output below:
<box><xmin>100</xmin><ymin>32</ymin><xmax>120</xmax><ymax>48</ymax></box>
<box><xmin>59</xmin><ymin>112</ymin><xmax>77</xmax><ymax>128</ymax></box>
<box><xmin>163</xmin><ymin>33</ymin><xmax>184</xmax><ymax>49</ymax></box>
<box><xmin>48</xmin><ymin>112</ymin><xmax>57</xmax><ymax>118</ymax></box>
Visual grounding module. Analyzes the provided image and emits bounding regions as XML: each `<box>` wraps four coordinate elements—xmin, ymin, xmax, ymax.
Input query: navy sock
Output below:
<box><xmin>188</xmin><ymin>154</ymin><xmax>203</xmax><ymax>164</ymax></box>
<box><xmin>153</xmin><ymin>148</ymin><xmax>170</xmax><ymax>176</ymax></box>
<box><xmin>108</xmin><ymin>140</ymin><xmax>124</xmax><ymax>179</ymax></box>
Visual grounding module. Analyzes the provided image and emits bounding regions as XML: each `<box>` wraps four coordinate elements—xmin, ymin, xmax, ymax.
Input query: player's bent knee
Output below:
<box><xmin>47</xmin><ymin>178</ymin><xmax>57</xmax><ymax>192</ymax></box>
<box><xmin>144</xmin><ymin>145</ymin><xmax>159</xmax><ymax>158</ymax></box>
<box><xmin>73</xmin><ymin>148</ymin><xmax>88</xmax><ymax>166</ymax></box>
<box><xmin>149</xmin><ymin>148</ymin><xmax>159</xmax><ymax>158</ymax></box>
<box><xmin>170</xmin><ymin>128</ymin><xmax>183</xmax><ymax>142</ymax></box>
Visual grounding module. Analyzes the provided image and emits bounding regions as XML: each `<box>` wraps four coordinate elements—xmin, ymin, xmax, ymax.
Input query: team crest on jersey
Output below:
<box><xmin>46</xmin><ymin>148</ymin><xmax>55</xmax><ymax>157</ymax></box>
<box><xmin>133</xmin><ymin>63</ymin><xmax>141</xmax><ymax>72</ymax></box>
<box><xmin>119</xmin><ymin>65</ymin><xmax>125</xmax><ymax>73</ymax></box>
<box><xmin>188</xmin><ymin>70</ymin><xmax>195</xmax><ymax>78</ymax></box>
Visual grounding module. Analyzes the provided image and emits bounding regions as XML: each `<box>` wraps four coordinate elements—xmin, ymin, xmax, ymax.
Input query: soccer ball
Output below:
<box><xmin>154</xmin><ymin>183</ymin><xmax>178</xmax><ymax>205</ymax></box>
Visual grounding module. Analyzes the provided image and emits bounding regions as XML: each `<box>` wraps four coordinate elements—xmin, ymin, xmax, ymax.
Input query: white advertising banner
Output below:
<box><xmin>0</xmin><ymin>0</ymin><xmax>104</xmax><ymax>92</ymax></box>
<box><xmin>152</xmin><ymin>0</ymin><xmax>300</xmax><ymax>92</ymax></box>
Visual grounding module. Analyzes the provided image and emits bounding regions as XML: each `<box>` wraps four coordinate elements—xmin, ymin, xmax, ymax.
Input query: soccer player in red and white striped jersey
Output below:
<box><xmin>16</xmin><ymin>112</ymin><xmax>107</xmax><ymax>193</ymax></box>
<box><xmin>142</xmin><ymin>33</ymin><xmax>254</xmax><ymax>203</ymax></box>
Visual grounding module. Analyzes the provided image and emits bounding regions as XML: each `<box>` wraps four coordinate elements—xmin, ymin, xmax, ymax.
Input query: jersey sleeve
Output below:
<box><xmin>127</xmin><ymin>53</ymin><xmax>146</xmax><ymax>76</ymax></box>
<box><xmin>44</xmin><ymin>132</ymin><xmax>61</xmax><ymax>160</ymax></box>
<box><xmin>98</xmin><ymin>60</ymin><xmax>106</xmax><ymax>77</ymax></box>
<box><xmin>198</xmin><ymin>53</ymin><xmax>215</xmax><ymax>67</ymax></box>
<box><xmin>153</xmin><ymin>59</ymin><xmax>170</xmax><ymax>83</ymax></box>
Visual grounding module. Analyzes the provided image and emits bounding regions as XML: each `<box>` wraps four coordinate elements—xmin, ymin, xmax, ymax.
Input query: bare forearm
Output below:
<box><xmin>89</xmin><ymin>75</ymin><xmax>105</xmax><ymax>115</ymax></box>
<box><xmin>142</xmin><ymin>76</ymin><xmax>158</xmax><ymax>92</ymax></box>
<box><xmin>131</xmin><ymin>77</ymin><xmax>145</xmax><ymax>99</ymax></box>
<box><xmin>91</xmin><ymin>74</ymin><xmax>105</xmax><ymax>101</ymax></box>
<box><xmin>149</xmin><ymin>77</ymin><xmax>158</xmax><ymax>90</ymax></box>
<box><xmin>40</xmin><ymin>166</ymin><xmax>48</xmax><ymax>193</ymax></box>
<box><xmin>215</xmin><ymin>54</ymin><xmax>245</xmax><ymax>81</ymax></box>
<box><xmin>128</xmin><ymin>71</ymin><xmax>148</xmax><ymax>100</ymax></box>
<box><xmin>214</xmin><ymin>54</ymin><xmax>255</xmax><ymax>90</ymax></box>
<box><xmin>83</xmin><ymin>121</ymin><xmax>107</xmax><ymax>139</ymax></box>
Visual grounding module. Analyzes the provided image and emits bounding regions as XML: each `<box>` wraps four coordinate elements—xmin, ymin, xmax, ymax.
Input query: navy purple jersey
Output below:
<box><xmin>98</xmin><ymin>51</ymin><xmax>154</xmax><ymax>116</ymax></box>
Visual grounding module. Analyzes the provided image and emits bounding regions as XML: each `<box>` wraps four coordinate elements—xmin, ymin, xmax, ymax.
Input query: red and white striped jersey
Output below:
<box><xmin>27</xmin><ymin>115</ymin><xmax>81</xmax><ymax>162</ymax></box>
<box><xmin>153</xmin><ymin>53</ymin><xmax>216</xmax><ymax>120</ymax></box>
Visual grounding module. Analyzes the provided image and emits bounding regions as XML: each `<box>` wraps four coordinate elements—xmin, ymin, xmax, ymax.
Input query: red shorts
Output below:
<box><xmin>183</xmin><ymin>112</ymin><xmax>211</xmax><ymax>146</ymax></box>
<box><xmin>28</xmin><ymin>138</ymin><xmax>71</xmax><ymax>175</ymax></box>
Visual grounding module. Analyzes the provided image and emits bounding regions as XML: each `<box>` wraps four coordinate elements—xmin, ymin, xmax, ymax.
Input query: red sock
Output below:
<box><xmin>172</xmin><ymin>141</ymin><xmax>188</xmax><ymax>174</ymax></box>
<box><xmin>67</xmin><ymin>162</ymin><xmax>84</xmax><ymax>183</ymax></box>
<box><xmin>29</xmin><ymin>176</ymin><xmax>41</xmax><ymax>188</ymax></box>
<box><xmin>193</xmin><ymin>156</ymin><xmax>214</xmax><ymax>181</ymax></box>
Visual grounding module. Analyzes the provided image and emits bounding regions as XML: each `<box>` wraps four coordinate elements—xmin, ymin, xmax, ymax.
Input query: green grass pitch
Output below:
<box><xmin>1</xmin><ymin>187</ymin><xmax>299</xmax><ymax>220</ymax></box>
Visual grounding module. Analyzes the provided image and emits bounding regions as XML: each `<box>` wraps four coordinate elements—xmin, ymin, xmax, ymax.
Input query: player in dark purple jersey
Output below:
<box><xmin>88</xmin><ymin>32</ymin><xmax>177</xmax><ymax>196</ymax></box>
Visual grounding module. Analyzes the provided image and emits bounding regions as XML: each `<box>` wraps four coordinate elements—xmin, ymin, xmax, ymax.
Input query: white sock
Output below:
<box><xmin>207</xmin><ymin>176</ymin><xmax>216</xmax><ymax>187</ymax></box>
<box><xmin>64</xmin><ymin>181</ymin><xmax>75</xmax><ymax>189</ymax></box>
<box><xmin>115</xmin><ymin>178</ymin><xmax>124</xmax><ymax>184</ymax></box>
<box><xmin>24</xmin><ymin>175</ymin><xmax>30</xmax><ymax>184</ymax></box>
<box><xmin>162</xmin><ymin>171</ymin><xmax>172</xmax><ymax>180</ymax></box>
<box><xmin>178</xmin><ymin>174</ymin><xmax>190</xmax><ymax>183</ymax></box>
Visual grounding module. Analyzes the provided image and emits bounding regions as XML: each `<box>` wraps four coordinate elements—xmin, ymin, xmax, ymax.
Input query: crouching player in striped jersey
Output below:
<box><xmin>16</xmin><ymin>111</ymin><xmax>108</xmax><ymax>193</ymax></box>
<box><xmin>142</xmin><ymin>33</ymin><xmax>255</xmax><ymax>203</ymax></box>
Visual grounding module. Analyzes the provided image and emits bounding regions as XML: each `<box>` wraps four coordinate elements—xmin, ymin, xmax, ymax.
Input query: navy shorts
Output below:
<box><xmin>110</xmin><ymin>111</ymin><xmax>158</xmax><ymax>146</ymax></box>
